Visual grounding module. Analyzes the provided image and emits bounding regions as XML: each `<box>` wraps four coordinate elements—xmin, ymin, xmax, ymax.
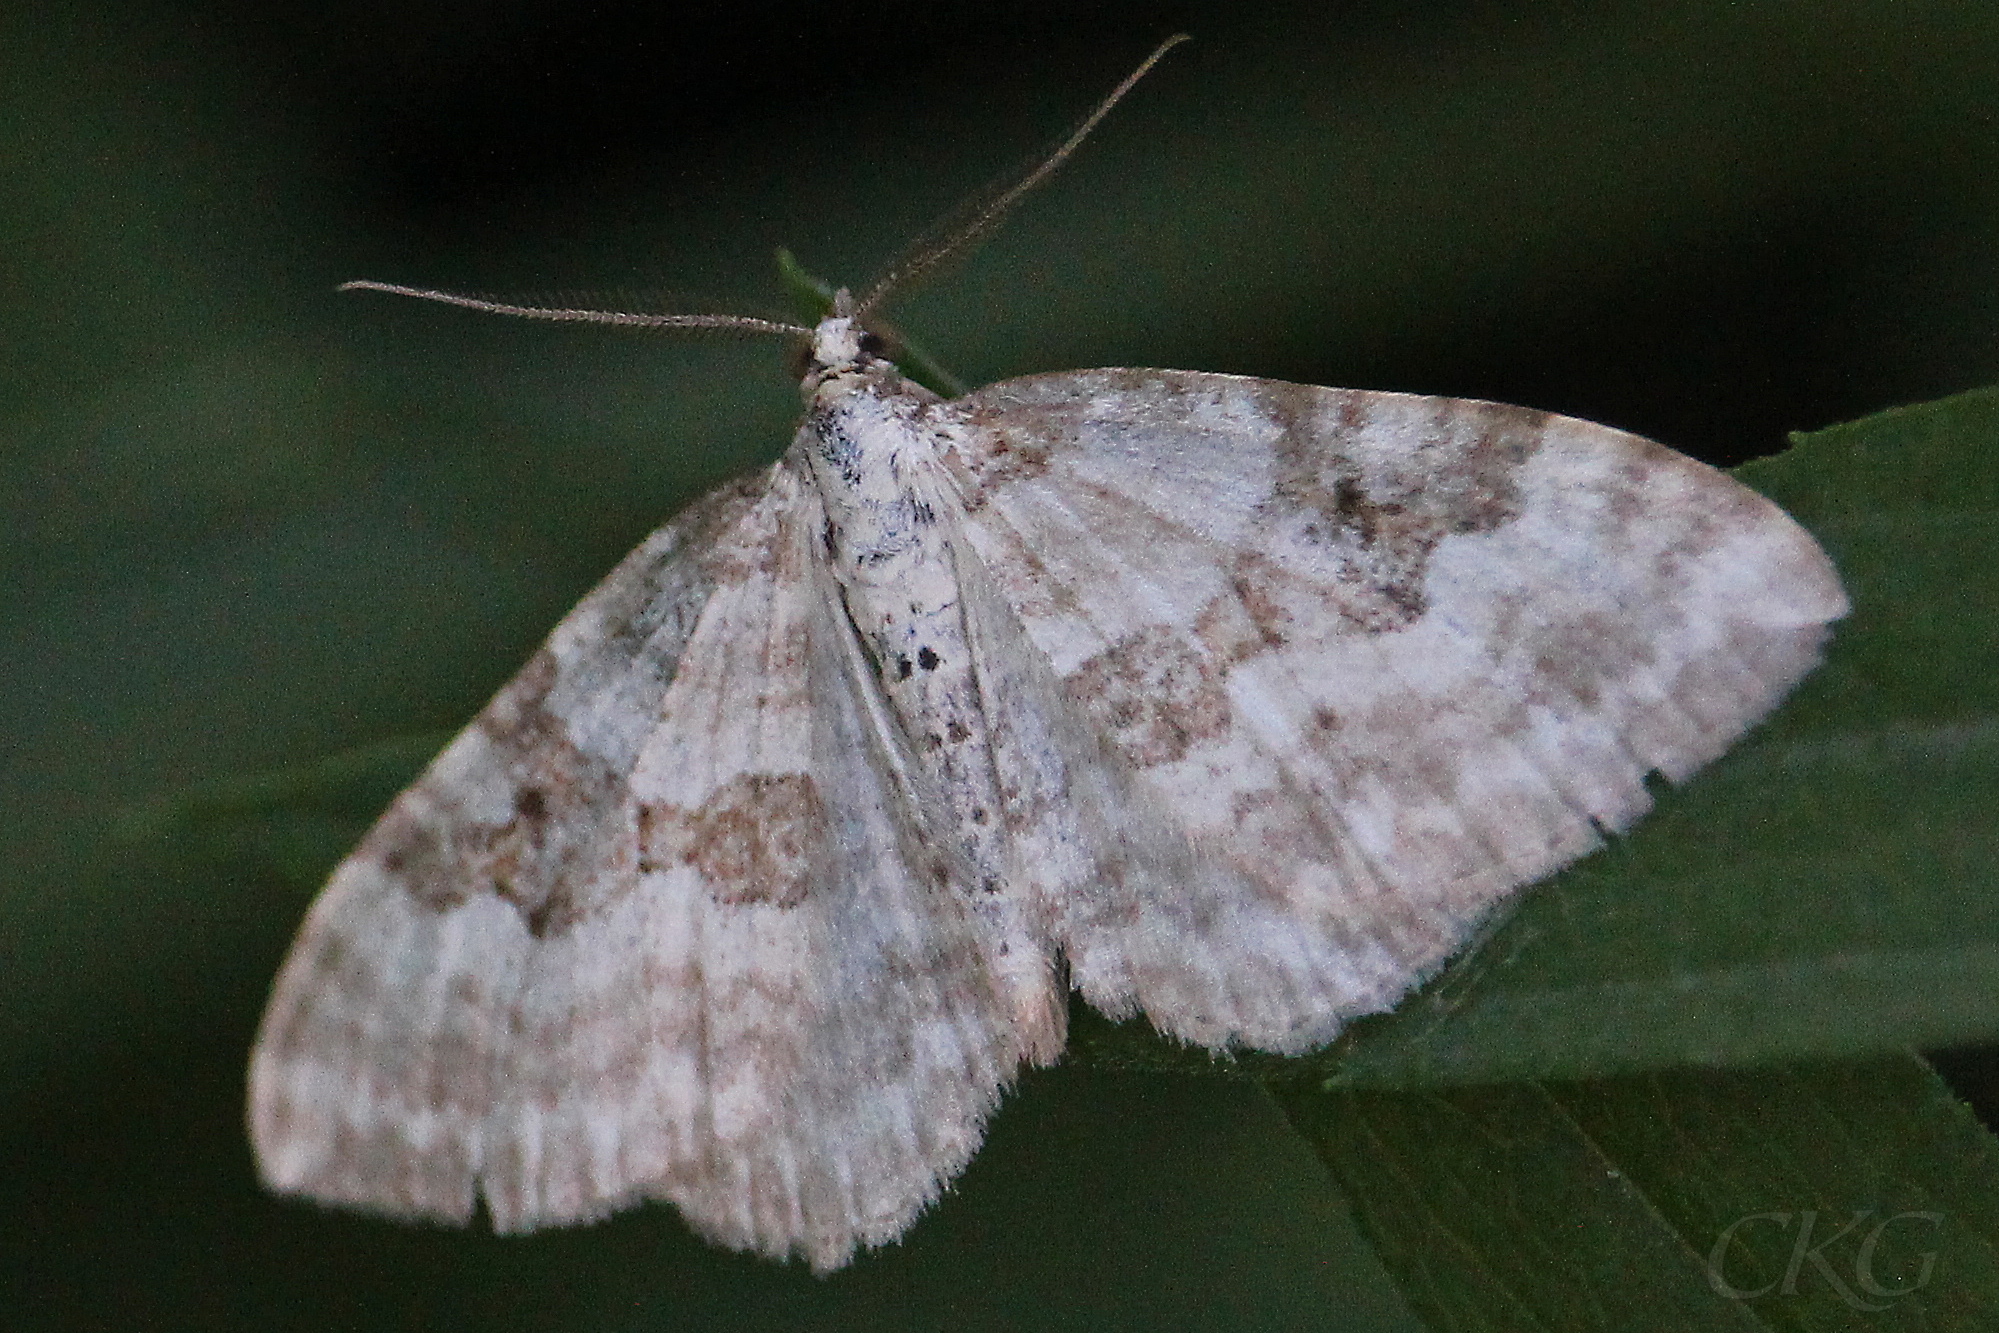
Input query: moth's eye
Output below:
<box><xmin>788</xmin><ymin>341</ymin><xmax>817</xmax><ymax>380</ymax></box>
<box><xmin>857</xmin><ymin>331</ymin><xmax>889</xmax><ymax>359</ymax></box>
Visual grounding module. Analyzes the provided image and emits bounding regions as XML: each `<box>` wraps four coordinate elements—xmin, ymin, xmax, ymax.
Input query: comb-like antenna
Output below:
<box><xmin>336</xmin><ymin>281</ymin><xmax>811</xmax><ymax>336</ymax></box>
<box><xmin>854</xmin><ymin>33</ymin><xmax>1190</xmax><ymax>319</ymax></box>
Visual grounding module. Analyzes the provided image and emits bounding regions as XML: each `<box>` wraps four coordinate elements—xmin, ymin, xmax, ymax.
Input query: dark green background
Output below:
<box><xmin>7</xmin><ymin>3</ymin><xmax>1998</xmax><ymax>1329</ymax></box>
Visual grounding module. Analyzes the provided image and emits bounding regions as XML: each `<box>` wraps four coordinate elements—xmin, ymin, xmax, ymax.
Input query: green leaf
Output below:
<box><xmin>776</xmin><ymin>246</ymin><xmax>840</xmax><ymax>324</ymax></box>
<box><xmin>1278</xmin><ymin>1054</ymin><xmax>1999</xmax><ymax>1331</ymax></box>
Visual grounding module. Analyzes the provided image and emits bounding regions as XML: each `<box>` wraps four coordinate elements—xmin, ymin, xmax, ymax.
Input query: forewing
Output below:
<box><xmin>486</xmin><ymin>463</ymin><xmax>1027</xmax><ymax>1272</ymax></box>
<box><xmin>250</xmin><ymin>470</ymin><xmax>772</xmax><ymax>1219</ymax></box>
<box><xmin>937</xmin><ymin>369</ymin><xmax>1848</xmax><ymax>1053</ymax></box>
<box><xmin>251</xmin><ymin>463</ymin><xmax>1024</xmax><ymax>1274</ymax></box>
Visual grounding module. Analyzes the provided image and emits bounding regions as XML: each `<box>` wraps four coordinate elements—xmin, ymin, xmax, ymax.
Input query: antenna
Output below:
<box><xmin>338</xmin><ymin>35</ymin><xmax>1190</xmax><ymax>341</ymax></box>
<box><xmin>335</xmin><ymin>282</ymin><xmax>810</xmax><ymax>337</ymax></box>
<box><xmin>853</xmin><ymin>33</ymin><xmax>1191</xmax><ymax>319</ymax></box>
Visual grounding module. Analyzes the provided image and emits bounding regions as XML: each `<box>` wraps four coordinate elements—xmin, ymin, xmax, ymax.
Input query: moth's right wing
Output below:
<box><xmin>935</xmin><ymin>370</ymin><xmax>1846</xmax><ymax>1055</ymax></box>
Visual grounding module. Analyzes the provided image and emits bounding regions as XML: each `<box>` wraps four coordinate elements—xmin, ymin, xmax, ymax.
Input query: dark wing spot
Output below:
<box><xmin>512</xmin><ymin>787</ymin><xmax>549</xmax><ymax>844</ymax></box>
<box><xmin>917</xmin><ymin>646</ymin><xmax>941</xmax><ymax>671</ymax></box>
<box><xmin>1066</xmin><ymin>626</ymin><xmax>1232</xmax><ymax>767</ymax></box>
<box><xmin>1260</xmin><ymin>387</ymin><xmax>1549</xmax><ymax>633</ymax></box>
<box><xmin>1330</xmin><ymin>476</ymin><xmax>1402</xmax><ymax>547</ymax></box>
<box><xmin>638</xmin><ymin>772</ymin><xmax>829</xmax><ymax>909</ymax></box>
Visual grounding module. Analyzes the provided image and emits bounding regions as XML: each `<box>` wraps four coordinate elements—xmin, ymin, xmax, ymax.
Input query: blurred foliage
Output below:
<box><xmin>8</xmin><ymin>2</ymin><xmax>1999</xmax><ymax>1330</ymax></box>
<box><xmin>1290</xmin><ymin>1057</ymin><xmax>1999</xmax><ymax>1332</ymax></box>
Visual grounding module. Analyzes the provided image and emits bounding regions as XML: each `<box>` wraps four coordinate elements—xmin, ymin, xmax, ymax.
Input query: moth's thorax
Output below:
<box><xmin>798</xmin><ymin>338</ymin><xmax>948</xmax><ymax>574</ymax></box>
<box><xmin>796</xmin><ymin>348</ymin><xmax>974</xmax><ymax>757</ymax></box>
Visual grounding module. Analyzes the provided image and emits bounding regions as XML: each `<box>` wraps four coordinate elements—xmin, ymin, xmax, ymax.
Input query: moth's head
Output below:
<box><xmin>799</xmin><ymin>293</ymin><xmax>891</xmax><ymax>391</ymax></box>
<box><xmin>809</xmin><ymin>316</ymin><xmax>868</xmax><ymax>370</ymax></box>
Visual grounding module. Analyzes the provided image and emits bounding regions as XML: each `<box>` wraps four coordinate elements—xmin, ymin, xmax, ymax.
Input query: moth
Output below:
<box><xmin>249</xmin><ymin>38</ymin><xmax>1848</xmax><ymax>1273</ymax></box>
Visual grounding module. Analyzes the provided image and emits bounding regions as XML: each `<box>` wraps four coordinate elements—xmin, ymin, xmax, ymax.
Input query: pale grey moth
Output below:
<box><xmin>248</xmin><ymin>38</ymin><xmax>1849</xmax><ymax>1273</ymax></box>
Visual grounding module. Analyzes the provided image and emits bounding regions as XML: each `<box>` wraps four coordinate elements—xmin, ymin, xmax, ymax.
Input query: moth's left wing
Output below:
<box><xmin>934</xmin><ymin>369</ymin><xmax>1847</xmax><ymax>1054</ymax></box>
<box><xmin>486</xmin><ymin>465</ymin><xmax>1034</xmax><ymax>1273</ymax></box>
<box><xmin>249</xmin><ymin>472</ymin><xmax>774</xmax><ymax>1225</ymax></box>
<box><xmin>252</xmin><ymin>464</ymin><xmax>1028</xmax><ymax>1273</ymax></box>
